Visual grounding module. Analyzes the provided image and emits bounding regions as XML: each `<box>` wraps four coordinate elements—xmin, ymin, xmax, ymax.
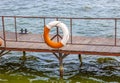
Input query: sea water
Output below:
<box><xmin>0</xmin><ymin>0</ymin><xmax>120</xmax><ymax>83</ymax></box>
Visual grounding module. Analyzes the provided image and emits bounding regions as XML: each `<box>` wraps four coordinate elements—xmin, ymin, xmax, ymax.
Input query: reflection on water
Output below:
<box><xmin>0</xmin><ymin>52</ymin><xmax>120</xmax><ymax>83</ymax></box>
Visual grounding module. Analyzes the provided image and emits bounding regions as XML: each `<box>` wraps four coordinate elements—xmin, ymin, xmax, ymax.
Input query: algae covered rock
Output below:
<box><xmin>97</xmin><ymin>57</ymin><xmax>117</xmax><ymax>64</ymax></box>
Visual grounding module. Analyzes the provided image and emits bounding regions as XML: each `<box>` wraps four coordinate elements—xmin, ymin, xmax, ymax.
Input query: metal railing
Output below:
<box><xmin>0</xmin><ymin>16</ymin><xmax>120</xmax><ymax>48</ymax></box>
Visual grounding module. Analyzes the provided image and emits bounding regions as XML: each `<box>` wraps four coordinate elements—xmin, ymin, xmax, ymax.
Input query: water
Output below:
<box><xmin>1</xmin><ymin>0</ymin><xmax>120</xmax><ymax>17</ymax></box>
<box><xmin>0</xmin><ymin>0</ymin><xmax>120</xmax><ymax>83</ymax></box>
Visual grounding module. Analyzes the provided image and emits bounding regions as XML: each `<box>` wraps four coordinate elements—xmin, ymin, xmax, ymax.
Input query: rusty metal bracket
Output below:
<box><xmin>51</xmin><ymin>34</ymin><xmax>62</xmax><ymax>40</ymax></box>
<box><xmin>52</xmin><ymin>52</ymin><xmax>69</xmax><ymax>78</ymax></box>
<box><xmin>53</xmin><ymin>52</ymin><xmax>69</xmax><ymax>60</ymax></box>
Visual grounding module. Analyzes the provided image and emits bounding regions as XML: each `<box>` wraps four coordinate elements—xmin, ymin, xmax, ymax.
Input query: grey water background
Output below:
<box><xmin>0</xmin><ymin>0</ymin><xmax>120</xmax><ymax>83</ymax></box>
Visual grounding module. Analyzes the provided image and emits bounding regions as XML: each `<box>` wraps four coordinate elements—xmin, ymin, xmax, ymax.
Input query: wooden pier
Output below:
<box><xmin>0</xmin><ymin>31</ymin><xmax>120</xmax><ymax>56</ymax></box>
<box><xmin>0</xmin><ymin>16</ymin><xmax>120</xmax><ymax>78</ymax></box>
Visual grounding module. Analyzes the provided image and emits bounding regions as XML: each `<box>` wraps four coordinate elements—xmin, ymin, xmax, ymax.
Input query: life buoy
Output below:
<box><xmin>43</xmin><ymin>21</ymin><xmax>69</xmax><ymax>48</ymax></box>
<box><xmin>0</xmin><ymin>38</ymin><xmax>2</xmax><ymax>46</ymax></box>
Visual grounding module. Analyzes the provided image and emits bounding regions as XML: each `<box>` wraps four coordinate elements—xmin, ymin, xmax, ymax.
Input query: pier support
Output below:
<box><xmin>78</xmin><ymin>54</ymin><xmax>82</xmax><ymax>67</ymax></box>
<box><xmin>20</xmin><ymin>51</ymin><xmax>27</xmax><ymax>60</ymax></box>
<box><xmin>53</xmin><ymin>52</ymin><xmax>69</xmax><ymax>78</ymax></box>
<box><xmin>23</xmin><ymin>51</ymin><xmax>27</xmax><ymax>60</ymax></box>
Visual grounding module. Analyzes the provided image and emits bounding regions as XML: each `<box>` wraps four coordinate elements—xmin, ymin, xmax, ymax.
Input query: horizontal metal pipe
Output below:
<box><xmin>1</xmin><ymin>16</ymin><xmax>120</xmax><ymax>20</ymax></box>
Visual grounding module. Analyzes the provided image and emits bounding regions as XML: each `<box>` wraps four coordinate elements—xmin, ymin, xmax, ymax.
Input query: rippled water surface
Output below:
<box><xmin>0</xmin><ymin>0</ymin><xmax>120</xmax><ymax>83</ymax></box>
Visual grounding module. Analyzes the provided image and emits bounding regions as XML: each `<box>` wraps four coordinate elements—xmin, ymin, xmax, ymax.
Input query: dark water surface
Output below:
<box><xmin>0</xmin><ymin>0</ymin><xmax>120</xmax><ymax>83</ymax></box>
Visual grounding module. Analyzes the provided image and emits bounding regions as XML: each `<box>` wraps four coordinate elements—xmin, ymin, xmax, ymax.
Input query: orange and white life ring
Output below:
<box><xmin>43</xmin><ymin>21</ymin><xmax>69</xmax><ymax>48</ymax></box>
<box><xmin>0</xmin><ymin>38</ymin><xmax>3</xmax><ymax>46</ymax></box>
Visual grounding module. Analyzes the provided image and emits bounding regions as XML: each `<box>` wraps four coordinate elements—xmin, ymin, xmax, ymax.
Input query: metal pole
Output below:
<box><xmin>70</xmin><ymin>18</ymin><xmax>73</xmax><ymax>44</ymax></box>
<box><xmin>78</xmin><ymin>54</ymin><xmax>82</xmax><ymax>67</ymax></box>
<box><xmin>22</xmin><ymin>51</ymin><xmax>26</xmax><ymax>60</ymax></box>
<box><xmin>59</xmin><ymin>53</ymin><xmax>63</xmax><ymax>78</ymax></box>
<box><xmin>2</xmin><ymin>16</ymin><xmax>6</xmax><ymax>48</ymax></box>
<box><xmin>43</xmin><ymin>17</ymin><xmax>46</xmax><ymax>27</ymax></box>
<box><xmin>14</xmin><ymin>16</ymin><xmax>18</xmax><ymax>41</ymax></box>
<box><xmin>56</xmin><ymin>18</ymin><xmax>59</xmax><ymax>42</ymax></box>
<box><xmin>115</xmin><ymin>19</ymin><xmax>117</xmax><ymax>46</ymax></box>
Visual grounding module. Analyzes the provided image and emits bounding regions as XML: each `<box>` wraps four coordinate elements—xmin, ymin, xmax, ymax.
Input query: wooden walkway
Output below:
<box><xmin>1</xmin><ymin>16</ymin><xmax>120</xmax><ymax>78</ymax></box>
<box><xmin>0</xmin><ymin>31</ymin><xmax>120</xmax><ymax>56</ymax></box>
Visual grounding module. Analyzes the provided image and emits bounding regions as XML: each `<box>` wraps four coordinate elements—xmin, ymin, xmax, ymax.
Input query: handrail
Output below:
<box><xmin>1</xmin><ymin>16</ymin><xmax>120</xmax><ymax>19</ymax></box>
<box><xmin>0</xmin><ymin>16</ymin><xmax>120</xmax><ymax>48</ymax></box>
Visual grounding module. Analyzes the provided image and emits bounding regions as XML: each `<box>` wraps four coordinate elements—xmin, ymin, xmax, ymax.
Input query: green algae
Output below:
<box><xmin>97</xmin><ymin>57</ymin><xmax>117</xmax><ymax>64</ymax></box>
<box><xmin>0</xmin><ymin>55</ymin><xmax>120</xmax><ymax>83</ymax></box>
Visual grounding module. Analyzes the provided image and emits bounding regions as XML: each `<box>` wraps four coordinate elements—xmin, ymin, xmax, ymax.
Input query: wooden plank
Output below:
<box><xmin>116</xmin><ymin>39</ymin><xmax>120</xmax><ymax>46</ymax></box>
<box><xmin>110</xmin><ymin>46</ymin><xmax>120</xmax><ymax>53</ymax></box>
<box><xmin>0</xmin><ymin>42</ymin><xmax>120</xmax><ymax>56</ymax></box>
<box><xmin>88</xmin><ymin>37</ymin><xmax>114</xmax><ymax>45</ymax></box>
<box><xmin>61</xmin><ymin>44</ymin><xmax>85</xmax><ymax>52</ymax></box>
<box><xmin>100</xmin><ymin>46</ymin><xmax>112</xmax><ymax>53</ymax></box>
<box><xmin>72</xmin><ymin>36</ymin><xmax>93</xmax><ymax>44</ymax></box>
<box><xmin>0</xmin><ymin>31</ymin><xmax>120</xmax><ymax>56</ymax></box>
<box><xmin>93</xmin><ymin>46</ymin><xmax>105</xmax><ymax>52</ymax></box>
<box><xmin>0</xmin><ymin>31</ymin><xmax>16</xmax><ymax>40</ymax></box>
<box><xmin>18</xmin><ymin>33</ymin><xmax>43</xmax><ymax>42</ymax></box>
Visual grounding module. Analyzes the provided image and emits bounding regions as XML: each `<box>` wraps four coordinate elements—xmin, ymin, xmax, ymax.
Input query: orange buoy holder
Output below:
<box><xmin>43</xmin><ymin>21</ymin><xmax>69</xmax><ymax>48</ymax></box>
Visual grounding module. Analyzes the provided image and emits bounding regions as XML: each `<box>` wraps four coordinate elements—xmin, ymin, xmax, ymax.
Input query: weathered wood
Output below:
<box><xmin>0</xmin><ymin>31</ymin><xmax>120</xmax><ymax>56</ymax></box>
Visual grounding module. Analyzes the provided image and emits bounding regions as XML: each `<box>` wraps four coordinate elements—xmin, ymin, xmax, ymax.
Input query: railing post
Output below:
<box><xmin>56</xmin><ymin>18</ymin><xmax>59</xmax><ymax>42</ymax></box>
<box><xmin>70</xmin><ymin>18</ymin><xmax>72</xmax><ymax>44</ymax></box>
<box><xmin>43</xmin><ymin>17</ymin><xmax>46</xmax><ymax>27</ymax></box>
<box><xmin>2</xmin><ymin>16</ymin><xmax>6</xmax><ymax>48</ymax></box>
<box><xmin>115</xmin><ymin>19</ymin><xmax>117</xmax><ymax>46</ymax></box>
<box><xmin>14</xmin><ymin>16</ymin><xmax>18</xmax><ymax>42</ymax></box>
